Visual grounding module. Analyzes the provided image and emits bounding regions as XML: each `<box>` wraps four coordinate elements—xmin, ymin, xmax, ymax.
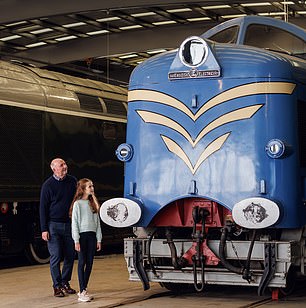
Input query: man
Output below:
<box><xmin>40</xmin><ymin>158</ymin><xmax>77</xmax><ymax>297</ymax></box>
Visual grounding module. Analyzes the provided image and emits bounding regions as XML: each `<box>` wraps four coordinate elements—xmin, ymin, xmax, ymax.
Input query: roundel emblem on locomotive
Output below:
<box><xmin>100</xmin><ymin>198</ymin><xmax>141</xmax><ymax>227</ymax></box>
<box><xmin>232</xmin><ymin>197</ymin><xmax>280</xmax><ymax>229</ymax></box>
<box><xmin>179</xmin><ymin>36</ymin><xmax>208</xmax><ymax>67</ymax></box>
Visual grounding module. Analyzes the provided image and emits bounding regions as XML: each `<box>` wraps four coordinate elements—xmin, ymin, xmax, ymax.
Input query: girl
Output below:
<box><xmin>70</xmin><ymin>178</ymin><xmax>102</xmax><ymax>302</ymax></box>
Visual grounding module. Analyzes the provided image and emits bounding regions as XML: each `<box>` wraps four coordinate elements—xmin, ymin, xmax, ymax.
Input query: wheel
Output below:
<box><xmin>25</xmin><ymin>238</ymin><xmax>50</xmax><ymax>264</ymax></box>
<box><xmin>280</xmin><ymin>267</ymin><xmax>297</xmax><ymax>296</ymax></box>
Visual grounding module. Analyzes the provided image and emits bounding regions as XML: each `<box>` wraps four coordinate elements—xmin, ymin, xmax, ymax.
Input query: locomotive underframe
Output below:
<box><xmin>124</xmin><ymin>237</ymin><xmax>304</xmax><ymax>289</ymax></box>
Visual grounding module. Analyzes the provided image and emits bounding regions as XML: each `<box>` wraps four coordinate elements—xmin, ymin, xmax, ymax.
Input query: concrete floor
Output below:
<box><xmin>2</xmin><ymin>254</ymin><xmax>306</xmax><ymax>308</ymax></box>
<box><xmin>0</xmin><ymin>254</ymin><xmax>163</xmax><ymax>308</ymax></box>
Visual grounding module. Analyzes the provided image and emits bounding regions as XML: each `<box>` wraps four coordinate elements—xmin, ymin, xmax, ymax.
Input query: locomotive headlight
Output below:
<box><xmin>116</xmin><ymin>143</ymin><xmax>133</xmax><ymax>162</ymax></box>
<box><xmin>232</xmin><ymin>197</ymin><xmax>280</xmax><ymax>229</ymax></box>
<box><xmin>100</xmin><ymin>198</ymin><xmax>142</xmax><ymax>227</ymax></box>
<box><xmin>265</xmin><ymin>139</ymin><xmax>285</xmax><ymax>158</ymax></box>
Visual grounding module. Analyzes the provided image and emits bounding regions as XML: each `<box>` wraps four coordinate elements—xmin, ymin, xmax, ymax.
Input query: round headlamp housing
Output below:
<box><xmin>265</xmin><ymin>139</ymin><xmax>285</xmax><ymax>159</ymax></box>
<box><xmin>116</xmin><ymin>143</ymin><xmax>133</xmax><ymax>162</ymax></box>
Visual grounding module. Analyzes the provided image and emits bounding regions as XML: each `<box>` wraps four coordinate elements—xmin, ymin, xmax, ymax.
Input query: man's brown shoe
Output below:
<box><xmin>54</xmin><ymin>287</ymin><xmax>65</xmax><ymax>297</ymax></box>
<box><xmin>61</xmin><ymin>283</ymin><xmax>76</xmax><ymax>294</ymax></box>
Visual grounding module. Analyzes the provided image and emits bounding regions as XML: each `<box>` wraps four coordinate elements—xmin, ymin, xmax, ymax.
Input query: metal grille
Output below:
<box><xmin>103</xmin><ymin>98</ymin><xmax>127</xmax><ymax>116</ymax></box>
<box><xmin>76</xmin><ymin>92</ymin><xmax>103</xmax><ymax>113</ymax></box>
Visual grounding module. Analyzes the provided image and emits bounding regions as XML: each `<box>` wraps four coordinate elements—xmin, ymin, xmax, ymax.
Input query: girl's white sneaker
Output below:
<box><xmin>85</xmin><ymin>289</ymin><xmax>94</xmax><ymax>300</ymax></box>
<box><xmin>77</xmin><ymin>290</ymin><xmax>91</xmax><ymax>302</ymax></box>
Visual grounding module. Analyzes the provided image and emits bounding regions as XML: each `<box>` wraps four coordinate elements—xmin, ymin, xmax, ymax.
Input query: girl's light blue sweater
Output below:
<box><xmin>71</xmin><ymin>199</ymin><xmax>102</xmax><ymax>243</ymax></box>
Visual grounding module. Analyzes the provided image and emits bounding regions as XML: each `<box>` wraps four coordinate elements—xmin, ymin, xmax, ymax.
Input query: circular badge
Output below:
<box><xmin>179</xmin><ymin>36</ymin><xmax>208</xmax><ymax>67</ymax></box>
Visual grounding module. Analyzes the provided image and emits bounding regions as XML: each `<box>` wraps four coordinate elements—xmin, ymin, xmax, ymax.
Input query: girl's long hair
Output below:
<box><xmin>69</xmin><ymin>178</ymin><xmax>100</xmax><ymax>217</ymax></box>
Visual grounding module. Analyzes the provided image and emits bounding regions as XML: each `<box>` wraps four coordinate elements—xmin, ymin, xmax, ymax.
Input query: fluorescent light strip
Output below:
<box><xmin>167</xmin><ymin>8</ymin><xmax>192</xmax><ymax>13</ymax></box>
<box><xmin>87</xmin><ymin>30</ymin><xmax>109</xmax><ymax>35</ymax></box>
<box><xmin>0</xmin><ymin>35</ymin><xmax>21</xmax><ymax>41</ymax></box>
<box><xmin>26</xmin><ymin>42</ymin><xmax>47</xmax><ymax>48</ymax></box>
<box><xmin>63</xmin><ymin>22</ymin><xmax>86</xmax><ymax>28</ymax></box>
<box><xmin>119</xmin><ymin>25</ymin><xmax>143</xmax><ymax>30</ymax></box>
<box><xmin>241</xmin><ymin>2</ymin><xmax>271</xmax><ymax>6</ymax></box>
<box><xmin>131</xmin><ymin>12</ymin><xmax>156</xmax><ymax>17</ymax></box>
<box><xmin>202</xmin><ymin>5</ymin><xmax>231</xmax><ymax>9</ymax></box>
<box><xmin>30</xmin><ymin>28</ymin><xmax>53</xmax><ymax>34</ymax></box>
<box><xmin>147</xmin><ymin>49</ymin><xmax>167</xmax><ymax>54</ymax></box>
<box><xmin>153</xmin><ymin>20</ymin><xmax>177</xmax><ymax>25</ymax></box>
<box><xmin>55</xmin><ymin>35</ymin><xmax>77</xmax><ymax>41</ymax></box>
<box><xmin>119</xmin><ymin>54</ymin><xmax>138</xmax><ymax>59</ymax></box>
<box><xmin>5</xmin><ymin>21</ymin><xmax>27</xmax><ymax>27</ymax></box>
<box><xmin>187</xmin><ymin>17</ymin><xmax>211</xmax><ymax>22</ymax></box>
<box><xmin>96</xmin><ymin>17</ymin><xmax>120</xmax><ymax>22</ymax></box>
<box><xmin>221</xmin><ymin>14</ymin><xmax>247</xmax><ymax>19</ymax></box>
<box><xmin>258</xmin><ymin>12</ymin><xmax>287</xmax><ymax>16</ymax></box>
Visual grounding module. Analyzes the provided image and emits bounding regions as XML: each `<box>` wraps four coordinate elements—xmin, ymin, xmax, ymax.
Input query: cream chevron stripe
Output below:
<box><xmin>195</xmin><ymin>82</ymin><xmax>295</xmax><ymax>120</ymax></box>
<box><xmin>129</xmin><ymin>90</ymin><xmax>194</xmax><ymax>119</ymax></box>
<box><xmin>161</xmin><ymin>135</ymin><xmax>194</xmax><ymax>173</ymax></box>
<box><xmin>193</xmin><ymin>133</ymin><xmax>230</xmax><ymax>173</ymax></box>
<box><xmin>194</xmin><ymin>104</ymin><xmax>263</xmax><ymax>145</ymax></box>
<box><xmin>137</xmin><ymin>104</ymin><xmax>262</xmax><ymax>147</ymax></box>
<box><xmin>128</xmin><ymin>82</ymin><xmax>295</xmax><ymax>121</ymax></box>
<box><xmin>136</xmin><ymin>110</ymin><xmax>194</xmax><ymax>145</ymax></box>
<box><xmin>161</xmin><ymin>133</ymin><xmax>230</xmax><ymax>174</ymax></box>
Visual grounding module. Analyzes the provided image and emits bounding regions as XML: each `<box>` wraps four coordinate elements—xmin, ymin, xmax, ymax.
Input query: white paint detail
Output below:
<box><xmin>13</xmin><ymin>202</ymin><xmax>18</xmax><ymax>215</ymax></box>
<box><xmin>100</xmin><ymin>198</ymin><xmax>141</xmax><ymax>227</ymax></box>
<box><xmin>232</xmin><ymin>197</ymin><xmax>280</xmax><ymax>229</ymax></box>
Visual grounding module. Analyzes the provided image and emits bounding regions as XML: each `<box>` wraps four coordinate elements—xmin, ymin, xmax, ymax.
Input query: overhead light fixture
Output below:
<box><xmin>147</xmin><ymin>49</ymin><xmax>167</xmax><ymax>54</ymax></box>
<box><xmin>241</xmin><ymin>2</ymin><xmax>271</xmax><ymax>6</ymax></box>
<box><xmin>187</xmin><ymin>17</ymin><xmax>211</xmax><ymax>22</ymax></box>
<box><xmin>119</xmin><ymin>54</ymin><xmax>138</xmax><ymax>59</ymax></box>
<box><xmin>222</xmin><ymin>14</ymin><xmax>247</xmax><ymax>19</ymax></box>
<box><xmin>96</xmin><ymin>17</ymin><xmax>120</xmax><ymax>22</ymax></box>
<box><xmin>258</xmin><ymin>12</ymin><xmax>287</xmax><ymax>16</ymax></box>
<box><xmin>153</xmin><ymin>20</ymin><xmax>177</xmax><ymax>26</ymax></box>
<box><xmin>167</xmin><ymin>8</ymin><xmax>192</xmax><ymax>13</ymax></box>
<box><xmin>5</xmin><ymin>21</ymin><xmax>27</xmax><ymax>27</ymax></box>
<box><xmin>26</xmin><ymin>42</ymin><xmax>47</xmax><ymax>48</ymax></box>
<box><xmin>30</xmin><ymin>28</ymin><xmax>53</xmax><ymax>34</ymax></box>
<box><xmin>131</xmin><ymin>12</ymin><xmax>156</xmax><ymax>17</ymax></box>
<box><xmin>55</xmin><ymin>35</ymin><xmax>77</xmax><ymax>41</ymax></box>
<box><xmin>0</xmin><ymin>35</ymin><xmax>21</xmax><ymax>41</ymax></box>
<box><xmin>63</xmin><ymin>22</ymin><xmax>86</xmax><ymax>28</ymax></box>
<box><xmin>87</xmin><ymin>30</ymin><xmax>109</xmax><ymax>35</ymax></box>
<box><xmin>202</xmin><ymin>5</ymin><xmax>231</xmax><ymax>9</ymax></box>
<box><xmin>119</xmin><ymin>25</ymin><xmax>143</xmax><ymax>30</ymax></box>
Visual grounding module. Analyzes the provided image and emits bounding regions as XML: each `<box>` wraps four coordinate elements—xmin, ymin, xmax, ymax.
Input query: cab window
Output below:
<box><xmin>244</xmin><ymin>24</ymin><xmax>306</xmax><ymax>59</ymax></box>
<box><xmin>208</xmin><ymin>26</ymin><xmax>239</xmax><ymax>44</ymax></box>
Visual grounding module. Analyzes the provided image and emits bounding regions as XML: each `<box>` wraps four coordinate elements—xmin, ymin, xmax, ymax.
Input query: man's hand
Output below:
<box><xmin>42</xmin><ymin>231</ymin><xmax>49</xmax><ymax>241</ymax></box>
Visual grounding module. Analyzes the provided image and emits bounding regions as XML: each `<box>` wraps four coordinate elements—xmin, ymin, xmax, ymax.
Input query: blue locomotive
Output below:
<box><xmin>101</xmin><ymin>16</ymin><xmax>306</xmax><ymax>296</ymax></box>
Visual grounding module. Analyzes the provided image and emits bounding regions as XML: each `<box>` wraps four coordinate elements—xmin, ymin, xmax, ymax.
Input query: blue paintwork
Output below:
<box><xmin>124</xmin><ymin>16</ymin><xmax>306</xmax><ymax>228</ymax></box>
